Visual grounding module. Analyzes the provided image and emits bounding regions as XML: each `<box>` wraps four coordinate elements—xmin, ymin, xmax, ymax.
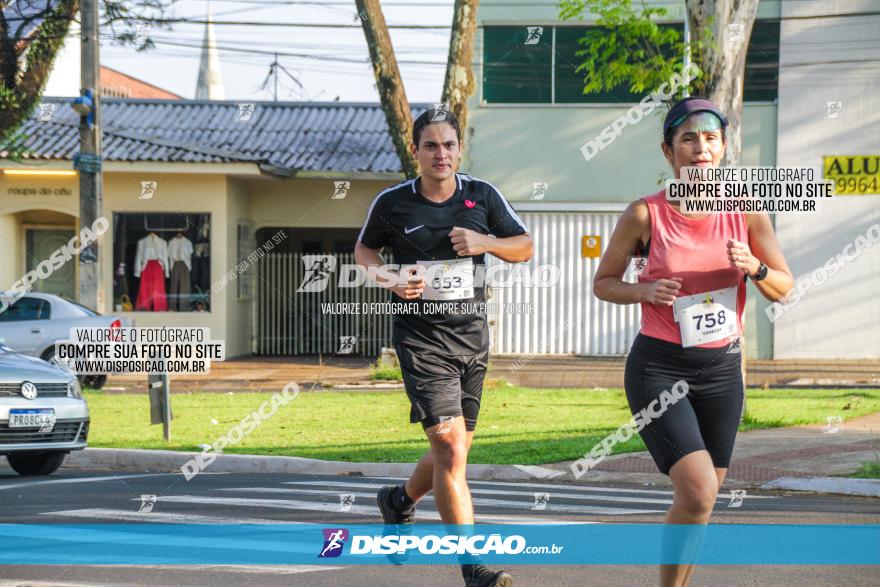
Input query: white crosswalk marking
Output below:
<box><xmin>218</xmin><ymin>486</ymin><xmax>669</xmax><ymax>511</ymax></box>
<box><xmin>0</xmin><ymin>472</ymin><xmax>215</xmax><ymax>492</ymax></box>
<box><xmin>41</xmin><ymin>508</ymin><xmax>294</xmax><ymax>525</ymax></box>
<box><xmin>36</xmin><ymin>475</ymin><xmax>771</xmax><ymax>530</ymax></box>
<box><xmin>140</xmin><ymin>495</ymin><xmax>578</xmax><ymax>525</ymax></box>
<box><xmin>274</xmin><ymin>482</ymin><xmax>674</xmax><ymax>506</ymax></box>
<box><xmin>287</xmin><ymin>478</ymin><xmax>776</xmax><ymax>501</ymax></box>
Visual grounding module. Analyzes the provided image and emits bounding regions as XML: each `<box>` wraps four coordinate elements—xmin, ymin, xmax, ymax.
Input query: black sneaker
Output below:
<box><xmin>377</xmin><ymin>485</ymin><xmax>415</xmax><ymax>565</ymax></box>
<box><xmin>377</xmin><ymin>485</ymin><xmax>415</xmax><ymax>525</ymax></box>
<box><xmin>464</xmin><ymin>566</ymin><xmax>513</xmax><ymax>587</ymax></box>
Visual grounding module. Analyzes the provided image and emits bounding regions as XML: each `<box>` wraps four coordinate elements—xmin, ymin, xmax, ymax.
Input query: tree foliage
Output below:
<box><xmin>559</xmin><ymin>0</ymin><xmax>695</xmax><ymax>98</ymax></box>
<box><xmin>0</xmin><ymin>0</ymin><xmax>172</xmax><ymax>148</ymax></box>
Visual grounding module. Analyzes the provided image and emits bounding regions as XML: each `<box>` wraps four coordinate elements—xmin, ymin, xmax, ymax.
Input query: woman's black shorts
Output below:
<box><xmin>624</xmin><ymin>333</ymin><xmax>744</xmax><ymax>475</ymax></box>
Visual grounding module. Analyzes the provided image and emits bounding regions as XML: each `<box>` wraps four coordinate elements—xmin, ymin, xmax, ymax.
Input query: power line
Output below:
<box><xmin>116</xmin><ymin>32</ymin><xmax>443</xmax><ymax>54</ymax></box>
<box><xmin>104</xmin><ymin>33</ymin><xmax>880</xmax><ymax>71</ymax></box>
<box><xmin>199</xmin><ymin>1</ymin><xmax>456</xmax><ymax>5</ymax></box>
<box><xmin>141</xmin><ymin>37</ymin><xmax>449</xmax><ymax>66</ymax></box>
<box><xmin>141</xmin><ymin>17</ymin><xmax>452</xmax><ymax>29</ymax></box>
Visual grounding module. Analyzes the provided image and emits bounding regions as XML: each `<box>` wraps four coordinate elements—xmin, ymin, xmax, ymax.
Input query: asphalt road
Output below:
<box><xmin>0</xmin><ymin>465</ymin><xmax>877</xmax><ymax>586</ymax></box>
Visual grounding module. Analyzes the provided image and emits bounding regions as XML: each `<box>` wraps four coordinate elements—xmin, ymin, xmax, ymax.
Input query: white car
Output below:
<box><xmin>0</xmin><ymin>341</ymin><xmax>89</xmax><ymax>475</ymax></box>
<box><xmin>0</xmin><ymin>292</ymin><xmax>131</xmax><ymax>389</ymax></box>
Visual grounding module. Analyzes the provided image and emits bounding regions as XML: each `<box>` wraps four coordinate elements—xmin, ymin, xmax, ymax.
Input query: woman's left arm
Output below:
<box><xmin>728</xmin><ymin>213</ymin><xmax>794</xmax><ymax>302</ymax></box>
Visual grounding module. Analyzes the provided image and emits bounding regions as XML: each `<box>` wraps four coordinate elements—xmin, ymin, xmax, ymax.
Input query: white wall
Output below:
<box><xmin>0</xmin><ymin>214</ymin><xmax>21</xmax><ymax>290</ymax></box>
<box><xmin>489</xmin><ymin>210</ymin><xmax>640</xmax><ymax>356</ymax></box>
<box><xmin>43</xmin><ymin>22</ymin><xmax>81</xmax><ymax>98</ymax></box>
<box><xmin>466</xmin><ymin>1</ymin><xmax>780</xmax><ymax>201</ymax></box>
<box><xmin>772</xmin><ymin>1</ymin><xmax>880</xmax><ymax>358</ymax></box>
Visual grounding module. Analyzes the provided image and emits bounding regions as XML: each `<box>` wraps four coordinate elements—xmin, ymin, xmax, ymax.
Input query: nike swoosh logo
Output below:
<box><xmin>404</xmin><ymin>225</ymin><xmax>425</xmax><ymax>234</ymax></box>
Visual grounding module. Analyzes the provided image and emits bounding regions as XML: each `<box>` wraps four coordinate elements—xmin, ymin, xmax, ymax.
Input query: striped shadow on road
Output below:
<box><xmin>217</xmin><ymin>486</ymin><xmax>665</xmax><ymax>514</ymax></box>
<box><xmin>129</xmin><ymin>495</ymin><xmax>581</xmax><ymax>525</ymax></box>
<box><xmin>305</xmin><ymin>478</ymin><xmax>778</xmax><ymax>502</ymax></box>
<box><xmin>41</xmin><ymin>509</ymin><xmax>296</xmax><ymax>525</ymax></box>
<box><xmin>278</xmin><ymin>481</ymin><xmax>675</xmax><ymax>505</ymax></box>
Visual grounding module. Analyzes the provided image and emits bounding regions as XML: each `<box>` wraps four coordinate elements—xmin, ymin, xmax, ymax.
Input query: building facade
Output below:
<box><xmin>0</xmin><ymin>99</ymin><xmax>414</xmax><ymax>357</ymax></box>
<box><xmin>465</xmin><ymin>0</ymin><xmax>879</xmax><ymax>359</ymax></box>
<box><xmin>2</xmin><ymin>0</ymin><xmax>877</xmax><ymax>360</ymax></box>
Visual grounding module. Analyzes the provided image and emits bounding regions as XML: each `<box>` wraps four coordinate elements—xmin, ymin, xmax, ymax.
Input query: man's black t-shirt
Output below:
<box><xmin>358</xmin><ymin>173</ymin><xmax>528</xmax><ymax>355</ymax></box>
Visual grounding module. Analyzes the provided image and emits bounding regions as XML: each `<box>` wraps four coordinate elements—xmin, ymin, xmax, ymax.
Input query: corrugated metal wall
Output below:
<box><xmin>489</xmin><ymin>211</ymin><xmax>641</xmax><ymax>356</ymax></box>
<box><xmin>254</xmin><ymin>213</ymin><xmax>641</xmax><ymax>357</ymax></box>
<box><xmin>254</xmin><ymin>253</ymin><xmax>393</xmax><ymax>356</ymax></box>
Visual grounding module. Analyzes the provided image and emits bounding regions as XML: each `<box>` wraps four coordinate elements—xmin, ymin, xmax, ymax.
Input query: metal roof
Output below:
<box><xmin>6</xmin><ymin>98</ymin><xmax>428</xmax><ymax>175</ymax></box>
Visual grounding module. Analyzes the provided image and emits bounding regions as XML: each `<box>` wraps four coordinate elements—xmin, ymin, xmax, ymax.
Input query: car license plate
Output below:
<box><xmin>9</xmin><ymin>409</ymin><xmax>56</xmax><ymax>431</ymax></box>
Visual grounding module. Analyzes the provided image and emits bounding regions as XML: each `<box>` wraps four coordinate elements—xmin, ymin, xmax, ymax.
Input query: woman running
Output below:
<box><xmin>593</xmin><ymin>96</ymin><xmax>794</xmax><ymax>587</ymax></box>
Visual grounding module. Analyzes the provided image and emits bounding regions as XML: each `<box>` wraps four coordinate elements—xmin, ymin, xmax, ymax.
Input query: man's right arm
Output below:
<box><xmin>354</xmin><ymin>241</ymin><xmax>425</xmax><ymax>300</ymax></box>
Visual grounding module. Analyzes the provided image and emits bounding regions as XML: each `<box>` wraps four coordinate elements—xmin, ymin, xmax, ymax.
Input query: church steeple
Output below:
<box><xmin>195</xmin><ymin>1</ymin><xmax>225</xmax><ymax>100</ymax></box>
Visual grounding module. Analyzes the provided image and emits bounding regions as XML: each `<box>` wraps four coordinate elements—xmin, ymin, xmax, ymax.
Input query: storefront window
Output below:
<box><xmin>112</xmin><ymin>213</ymin><xmax>211</xmax><ymax>312</ymax></box>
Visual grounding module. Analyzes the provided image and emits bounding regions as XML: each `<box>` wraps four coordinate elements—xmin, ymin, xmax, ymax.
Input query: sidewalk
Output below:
<box><xmin>103</xmin><ymin>354</ymin><xmax>880</xmax><ymax>393</ymax></box>
<box><xmin>490</xmin><ymin>355</ymin><xmax>880</xmax><ymax>389</ymax></box>
<box><xmin>66</xmin><ymin>414</ymin><xmax>880</xmax><ymax>496</ymax></box>
<box><xmin>103</xmin><ymin>355</ymin><xmax>375</xmax><ymax>393</ymax></box>
<box><xmin>530</xmin><ymin>412</ymin><xmax>880</xmax><ymax>492</ymax></box>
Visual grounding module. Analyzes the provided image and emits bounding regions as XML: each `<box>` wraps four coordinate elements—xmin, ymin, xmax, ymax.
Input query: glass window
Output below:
<box><xmin>744</xmin><ymin>20</ymin><xmax>780</xmax><ymax>101</ymax></box>
<box><xmin>554</xmin><ymin>26</ymin><xmax>649</xmax><ymax>104</ymax></box>
<box><xmin>0</xmin><ymin>297</ymin><xmax>50</xmax><ymax>321</ymax></box>
<box><xmin>484</xmin><ymin>22</ymin><xmax>779</xmax><ymax>104</ymax></box>
<box><xmin>483</xmin><ymin>26</ymin><xmax>552</xmax><ymax>103</ymax></box>
<box><xmin>112</xmin><ymin>213</ymin><xmax>211</xmax><ymax>313</ymax></box>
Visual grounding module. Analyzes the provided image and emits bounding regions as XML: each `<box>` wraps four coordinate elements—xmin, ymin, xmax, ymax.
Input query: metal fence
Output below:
<box><xmin>254</xmin><ymin>253</ymin><xmax>393</xmax><ymax>356</ymax></box>
<box><xmin>255</xmin><ymin>212</ymin><xmax>642</xmax><ymax>357</ymax></box>
<box><xmin>489</xmin><ymin>211</ymin><xmax>641</xmax><ymax>356</ymax></box>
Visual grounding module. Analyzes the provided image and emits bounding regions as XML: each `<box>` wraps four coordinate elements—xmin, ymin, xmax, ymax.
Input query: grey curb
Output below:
<box><xmin>63</xmin><ymin>449</ymin><xmax>879</xmax><ymax>497</ymax></box>
<box><xmin>63</xmin><ymin>448</ymin><xmax>538</xmax><ymax>481</ymax></box>
<box><xmin>761</xmin><ymin>476</ymin><xmax>880</xmax><ymax>497</ymax></box>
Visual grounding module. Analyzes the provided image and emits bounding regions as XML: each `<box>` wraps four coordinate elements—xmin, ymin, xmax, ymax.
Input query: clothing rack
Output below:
<box><xmin>144</xmin><ymin>215</ymin><xmax>190</xmax><ymax>233</ymax></box>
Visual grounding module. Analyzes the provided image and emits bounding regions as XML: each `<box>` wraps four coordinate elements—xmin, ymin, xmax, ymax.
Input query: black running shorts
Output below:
<box><xmin>624</xmin><ymin>333</ymin><xmax>744</xmax><ymax>475</ymax></box>
<box><xmin>394</xmin><ymin>343</ymin><xmax>488</xmax><ymax>432</ymax></box>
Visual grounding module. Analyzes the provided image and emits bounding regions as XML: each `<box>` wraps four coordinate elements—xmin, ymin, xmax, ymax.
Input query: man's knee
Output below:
<box><xmin>429</xmin><ymin>432</ymin><xmax>468</xmax><ymax>468</ymax></box>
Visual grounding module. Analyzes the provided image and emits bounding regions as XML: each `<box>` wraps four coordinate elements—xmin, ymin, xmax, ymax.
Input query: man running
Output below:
<box><xmin>594</xmin><ymin>96</ymin><xmax>793</xmax><ymax>587</ymax></box>
<box><xmin>355</xmin><ymin>107</ymin><xmax>533</xmax><ymax>587</ymax></box>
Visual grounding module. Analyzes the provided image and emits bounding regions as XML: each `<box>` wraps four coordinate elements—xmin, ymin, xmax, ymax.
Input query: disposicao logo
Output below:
<box><xmin>319</xmin><ymin>528</ymin><xmax>349</xmax><ymax>558</ymax></box>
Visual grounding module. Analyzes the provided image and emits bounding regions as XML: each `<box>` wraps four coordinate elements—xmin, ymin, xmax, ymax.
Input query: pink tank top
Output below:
<box><xmin>639</xmin><ymin>190</ymin><xmax>748</xmax><ymax>348</ymax></box>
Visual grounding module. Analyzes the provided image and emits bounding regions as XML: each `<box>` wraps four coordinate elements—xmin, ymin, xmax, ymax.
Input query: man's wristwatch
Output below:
<box><xmin>751</xmin><ymin>261</ymin><xmax>769</xmax><ymax>281</ymax></box>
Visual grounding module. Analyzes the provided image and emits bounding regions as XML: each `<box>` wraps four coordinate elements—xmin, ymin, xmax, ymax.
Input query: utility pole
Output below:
<box><xmin>76</xmin><ymin>0</ymin><xmax>103</xmax><ymax>313</ymax></box>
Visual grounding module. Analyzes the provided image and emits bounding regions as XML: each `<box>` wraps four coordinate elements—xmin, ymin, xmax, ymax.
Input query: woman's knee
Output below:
<box><xmin>671</xmin><ymin>453</ymin><xmax>720</xmax><ymax>516</ymax></box>
<box><xmin>675</xmin><ymin>475</ymin><xmax>719</xmax><ymax>516</ymax></box>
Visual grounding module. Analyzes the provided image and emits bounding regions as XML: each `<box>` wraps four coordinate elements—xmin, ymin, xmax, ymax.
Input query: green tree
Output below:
<box><xmin>0</xmin><ymin>0</ymin><xmax>173</xmax><ymax>147</ymax></box>
<box><xmin>356</xmin><ymin>0</ymin><xmax>480</xmax><ymax>178</ymax></box>
<box><xmin>560</xmin><ymin>0</ymin><xmax>758</xmax><ymax>165</ymax></box>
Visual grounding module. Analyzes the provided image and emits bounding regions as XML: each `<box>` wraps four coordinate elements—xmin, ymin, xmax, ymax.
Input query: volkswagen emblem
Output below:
<box><xmin>20</xmin><ymin>381</ymin><xmax>38</xmax><ymax>400</ymax></box>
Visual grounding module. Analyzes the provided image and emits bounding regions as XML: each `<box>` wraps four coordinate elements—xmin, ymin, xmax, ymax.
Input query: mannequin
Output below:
<box><xmin>192</xmin><ymin>238</ymin><xmax>210</xmax><ymax>293</ymax></box>
<box><xmin>134</xmin><ymin>232</ymin><xmax>170</xmax><ymax>311</ymax></box>
<box><xmin>168</xmin><ymin>231</ymin><xmax>194</xmax><ymax>311</ymax></box>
